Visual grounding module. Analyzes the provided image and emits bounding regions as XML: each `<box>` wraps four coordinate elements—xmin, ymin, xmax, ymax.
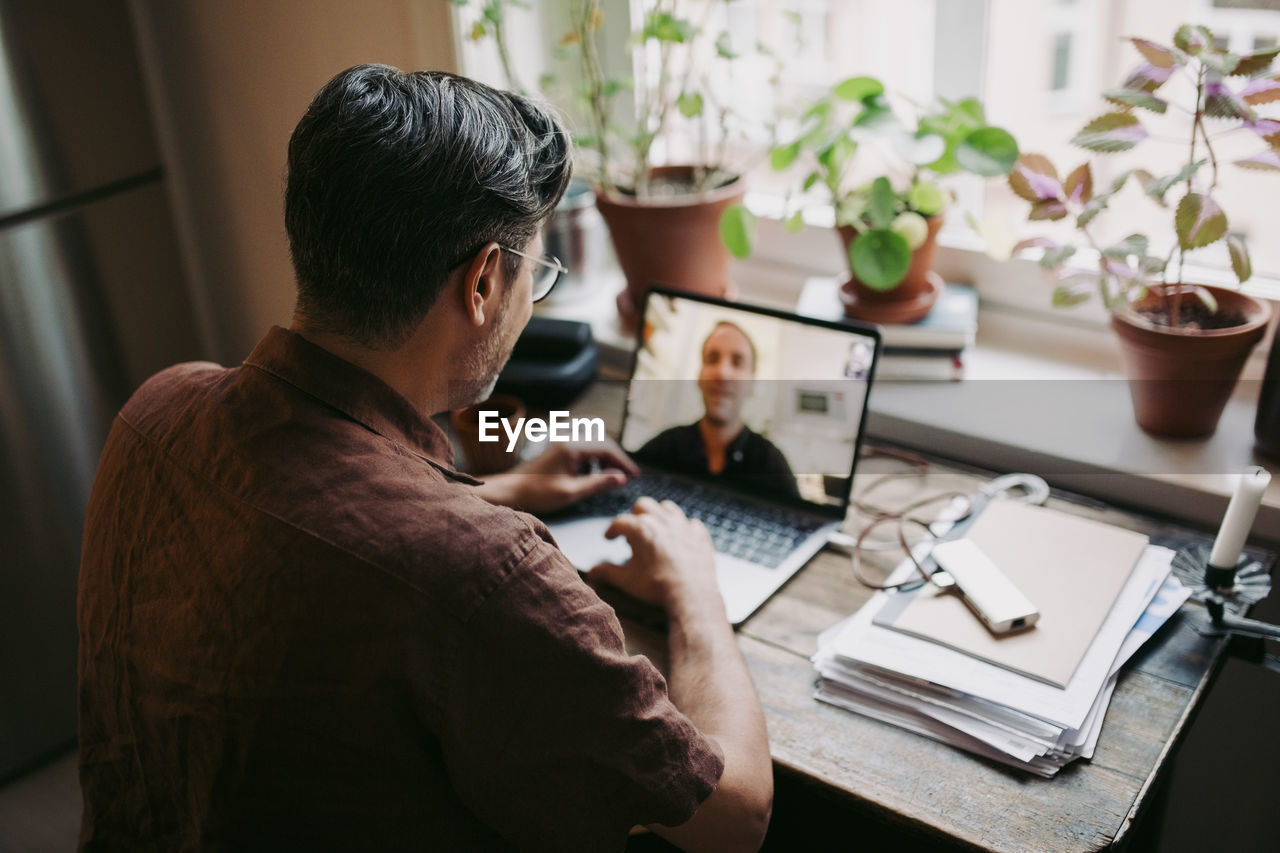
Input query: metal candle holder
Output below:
<box><xmin>1170</xmin><ymin>543</ymin><xmax>1271</xmax><ymax>614</ymax></box>
<box><xmin>1167</xmin><ymin>544</ymin><xmax>1275</xmax><ymax>643</ymax></box>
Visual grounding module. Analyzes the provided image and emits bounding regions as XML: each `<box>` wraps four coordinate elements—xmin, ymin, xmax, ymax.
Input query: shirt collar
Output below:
<box><xmin>243</xmin><ymin>326</ymin><xmax>480</xmax><ymax>484</ymax></box>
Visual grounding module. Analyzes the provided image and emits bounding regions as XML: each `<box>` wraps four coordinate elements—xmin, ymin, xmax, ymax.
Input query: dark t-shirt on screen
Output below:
<box><xmin>636</xmin><ymin>422</ymin><xmax>801</xmax><ymax>499</ymax></box>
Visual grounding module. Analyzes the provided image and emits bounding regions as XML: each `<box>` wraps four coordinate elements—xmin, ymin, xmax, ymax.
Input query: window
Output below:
<box><xmin>1205</xmin><ymin>0</ymin><xmax>1280</xmax><ymax>52</ymax></box>
<box><xmin>1214</xmin><ymin>0</ymin><xmax>1280</xmax><ymax>10</ymax></box>
<box><xmin>1051</xmin><ymin>33</ymin><xmax>1073</xmax><ymax>91</ymax></box>
<box><xmin>453</xmin><ymin>0</ymin><xmax>1280</xmax><ymax>287</ymax></box>
<box><xmin>984</xmin><ymin>0</ymin><xmax>1280</xmax><ymax>280</ymax></box>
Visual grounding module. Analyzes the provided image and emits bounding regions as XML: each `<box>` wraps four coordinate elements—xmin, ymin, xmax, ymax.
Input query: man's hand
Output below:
<box><xmin>587</xmin><ymin>498</ymin><xmax>722</xmax><ymax>616</ymax></box>
<box><xmin>592</xmin><ymin>498</ymin><xmax>771</xmax><ymax>853</ymax></box>
<box><xmin>471</xmin><ymin>440</ymin><xmax>638</xmax><ymax>515</ymax></box>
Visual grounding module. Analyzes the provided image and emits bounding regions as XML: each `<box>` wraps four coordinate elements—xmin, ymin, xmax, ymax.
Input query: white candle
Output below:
<box><xmin>1208</xmin><ymin>467</ymin><xmax>1272</xmax><ymax>569</ymax></box>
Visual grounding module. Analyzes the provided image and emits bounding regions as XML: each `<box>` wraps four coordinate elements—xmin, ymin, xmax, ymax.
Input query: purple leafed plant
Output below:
<box><xmin>1010</xmin><ymin>25</ymin><xmax>1279</xmax><ymax>329</ymax></box>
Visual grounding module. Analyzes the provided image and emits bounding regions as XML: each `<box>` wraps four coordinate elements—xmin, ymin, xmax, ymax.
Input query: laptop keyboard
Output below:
<box><xmin>568</xmin><ymin>473</ymin><xmax>827</xmax><ymax>569</ymax></box>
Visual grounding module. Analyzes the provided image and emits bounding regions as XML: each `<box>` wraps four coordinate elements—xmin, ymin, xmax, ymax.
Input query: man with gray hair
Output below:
<box><xmin>77</xmin><ymin>66</ymin><xmax>771</xmax><ymax>851</ymax></box>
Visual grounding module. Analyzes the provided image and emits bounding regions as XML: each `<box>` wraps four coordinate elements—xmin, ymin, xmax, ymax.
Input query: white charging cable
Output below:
<box><xmin>978</xmin><ymin>472</ymin><xmax>1050</xmax><ymax>506</ymax></box>
<box><xmin>827</xmin><ymin>471</ymin><xmax>1050</xmax><ymax>554</ymax></box>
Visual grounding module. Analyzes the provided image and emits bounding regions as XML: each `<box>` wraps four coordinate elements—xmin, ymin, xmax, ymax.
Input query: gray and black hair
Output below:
<box><xmin>285</xmin><ymin>65</ymin><xmax>572</xmax><ymax>348</ymax></box>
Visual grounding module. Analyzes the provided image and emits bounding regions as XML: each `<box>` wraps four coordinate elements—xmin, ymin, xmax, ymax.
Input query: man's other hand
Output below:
<box><xmin>591</xmin><ymin>497</ymin><xmax>769</xmax><ymax>853</ymax></box>
<box><xmin>472</xmin><ymin>440</ymin><xmax>638</xmax><ymax>515</ymax></box>
<box><xmin>587</xmin><ymin>497</ymin><xmax>722</xmax><ymax>615</ymax></box>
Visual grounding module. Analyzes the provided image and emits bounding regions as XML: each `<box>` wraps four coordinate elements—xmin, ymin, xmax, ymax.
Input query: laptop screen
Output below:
<box><xmin>620</xmin><ymin>289</ymin><xmax>880</xmax><ymax>514</ymax></box>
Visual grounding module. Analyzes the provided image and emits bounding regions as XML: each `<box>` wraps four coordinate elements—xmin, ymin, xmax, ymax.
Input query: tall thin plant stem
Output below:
<box><xmin>489</xmin><ymin>2</ymin><xmax>524</xmax><ymax>94</ymax></box>
<box><xmin>1172</xmin><ymin>65</ymin><xmax>1209</xmax><ymax>326</ymax></box>
<box><xmin>576</xmin><ymin>0</ymin><xmax>612</xmax><ymax>191</ymax></box>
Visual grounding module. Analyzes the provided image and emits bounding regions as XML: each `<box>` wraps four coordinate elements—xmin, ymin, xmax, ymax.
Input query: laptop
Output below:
<box><xmin>545</xmin><ymin>287</ymin><xmax>881</xmax><ymax>624</ymax></box>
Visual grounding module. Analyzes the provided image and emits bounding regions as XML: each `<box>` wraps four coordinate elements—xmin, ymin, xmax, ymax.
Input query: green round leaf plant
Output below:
<box><xmin>849</xmin><ymin>229</ymin><xmax>911</xmax><ymax>291</ymax></box>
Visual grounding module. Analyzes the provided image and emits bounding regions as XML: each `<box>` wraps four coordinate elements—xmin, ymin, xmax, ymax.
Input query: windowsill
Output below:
<box><xmin>535</xmin><ymin>252</ymin><xmax>1280</xmax><ymax>548</ymax></box>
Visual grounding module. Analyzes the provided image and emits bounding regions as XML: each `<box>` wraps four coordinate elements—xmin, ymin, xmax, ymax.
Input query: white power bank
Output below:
<box><xmin>930</xmin><ymin>538</ymin><xmax>1040</xmax><ymax>634</ymax></box>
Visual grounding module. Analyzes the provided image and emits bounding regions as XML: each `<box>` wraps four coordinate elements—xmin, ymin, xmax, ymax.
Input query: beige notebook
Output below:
<box><xmin>877</xmin><ymin>500</ymin><xmax>1150</xmax><ymax>688</ymax></box>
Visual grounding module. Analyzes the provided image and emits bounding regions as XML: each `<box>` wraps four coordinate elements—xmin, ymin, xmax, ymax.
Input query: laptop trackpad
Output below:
<box><xmin>549</xmin><ymin>516</ymin><xmax>633</xmax><ymax>570</ymax></box>
<box><xmin>548</xmin><ymin>516</ymin><xmax>785</xmax><ymax>625</ymax></box>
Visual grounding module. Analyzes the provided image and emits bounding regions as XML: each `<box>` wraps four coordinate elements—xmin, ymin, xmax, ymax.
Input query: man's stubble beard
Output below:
<box><xmin>452</xmin><ymin>291</ymin><xmax>519</xmax><ymax>408</ymax></box>
<box><xmin>700</xmin><ymin>383</ymin><xmax>747</xmax><ymax>430</ymax></box>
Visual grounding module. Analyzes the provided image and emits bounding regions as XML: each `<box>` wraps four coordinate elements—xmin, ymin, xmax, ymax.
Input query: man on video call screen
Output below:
<box><xmin>620</xmin><ymin>293</ymin><xmax>873</xmax><ymax>508</ymax></box>
<box><xmin>634</xmin><ymin>320</ymin><xmax>801</xmax><ymax>498</ymax></box>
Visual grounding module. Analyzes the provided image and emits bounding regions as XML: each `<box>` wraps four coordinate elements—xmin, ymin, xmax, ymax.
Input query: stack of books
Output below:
<box><xmin>812</xmin><ymin>499</ymin><xmax>1187</xmax><ymax>776</ymax></box>
<box><xmin>795</xmin><ymin>277</ymin><xmax>977</xmax><ymax>381</ymax></box>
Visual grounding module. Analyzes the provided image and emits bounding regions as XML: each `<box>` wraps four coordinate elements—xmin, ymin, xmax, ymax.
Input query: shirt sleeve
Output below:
<box><xmin>437</xmin><ymin>537</ymin><xmax>724</xmax><ymax>852</ymax></box>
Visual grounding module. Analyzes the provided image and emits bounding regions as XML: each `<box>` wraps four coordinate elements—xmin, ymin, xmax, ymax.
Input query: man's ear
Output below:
<box><xmin>461</xmin><ymin>242</ymin><xmax>504</xmax><ymax>327</ymax></box>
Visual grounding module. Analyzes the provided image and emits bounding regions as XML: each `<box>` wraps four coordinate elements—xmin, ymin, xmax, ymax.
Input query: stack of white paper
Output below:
<box><xmin>812</xmin><ymin>543</ymin><xmax>1187</xmax><ymax>776</ymax></box>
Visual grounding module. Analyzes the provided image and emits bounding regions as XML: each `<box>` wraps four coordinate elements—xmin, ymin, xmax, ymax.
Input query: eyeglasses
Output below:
<box><xmin>503</xmin><ymin>246</ymin><xmax>568</xmax><ymax>303</ymax></box>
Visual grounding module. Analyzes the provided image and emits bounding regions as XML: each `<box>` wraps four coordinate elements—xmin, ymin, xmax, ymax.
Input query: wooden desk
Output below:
<box><xmin>568</xmin><ymin>381</ymin><xmax>1265</xmax><ymax>852</ymax></box>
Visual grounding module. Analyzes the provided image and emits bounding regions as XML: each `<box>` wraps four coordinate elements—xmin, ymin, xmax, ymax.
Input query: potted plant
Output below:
<box><xmin>1009</xmin><ymin>25</ymin><xmax>1276</xmax><ymax>438</ymax></box>
<box><xmin>452</xmin><ymin>0</ymin><xmax>751</xmax><ymax>325</ymax></box>
<box><xmin>559</xmin><ymin>0</ymin><xmax>755</xmax><ymax>326</ymax></box>
<box><xmin>726</xmin><ymin>77</ymin><xmax>1018</xmax><ymax>324</ymax></box>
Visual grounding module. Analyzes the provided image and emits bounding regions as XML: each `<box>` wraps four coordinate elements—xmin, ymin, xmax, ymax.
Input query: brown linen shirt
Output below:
<box><xmin>77</xmin><ymin>326</ymin><xmax>723</xmax><ymax>852</ymax></box>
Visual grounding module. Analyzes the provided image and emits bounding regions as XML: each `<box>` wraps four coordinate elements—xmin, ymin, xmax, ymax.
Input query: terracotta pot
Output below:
<box><xmin>837</xmin><ymin>214</ymin><xmax>944</xmax><ymax>324</ymax></box>
<box><xmin>450</xmin><ymin>394</ymin><xmax>527</xmax><ymax>475</ymax></box>
<box><xmin>594</xmin><ymin>166</ymin><xmax>744</xmax><ymax>327</ymax></box>
<box><xmin>1111</xmin><ymin>284</ymin><xmax>1271</xmax><ymax>438</ymax></box>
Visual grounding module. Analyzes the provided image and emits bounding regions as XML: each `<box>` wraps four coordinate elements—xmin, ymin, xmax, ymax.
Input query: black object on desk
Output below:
<box><xmin>494</xmin><ymin>316</ymin><xmax>598</xmax><ymax>409</ymax></box>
